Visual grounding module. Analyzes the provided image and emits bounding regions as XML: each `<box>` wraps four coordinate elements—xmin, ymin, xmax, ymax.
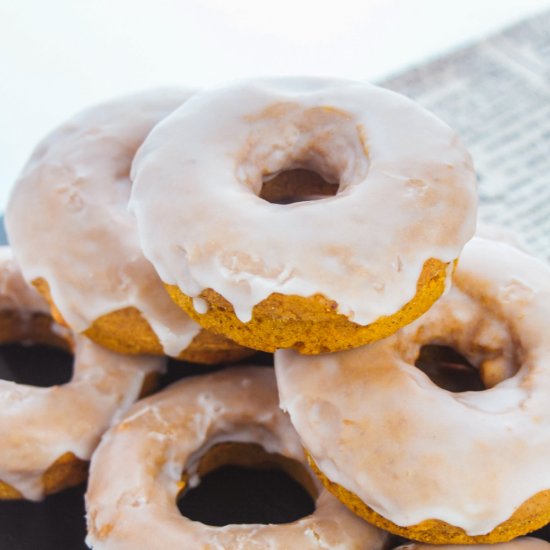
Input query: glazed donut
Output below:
<box><xmin>0</xmin><ymin>247</ymin><xmax>164</xmax><ymax>500</ymax></box>
<box><xmin>130</xmin><ymin>77</ymin><xmax>477</xmax><ymax>354</ymax></box>
<box><xmin>394</xmin><ymin>538</ymin><xmax>550</xmax><ymax>550</ymax></box>
<box><xmin>6</xmin><ymin>89</ymin><xmax>251</xmax><ymax>364</ymax></box>
<box><xmin>85</xmin><ymin>367</ymin><xmax>389</xmax><ymax>549</ymax></box>
<box><xmin>275</xmin><ymin>237</ymin><xmax>550</xmax><ymax>543</ymax></box>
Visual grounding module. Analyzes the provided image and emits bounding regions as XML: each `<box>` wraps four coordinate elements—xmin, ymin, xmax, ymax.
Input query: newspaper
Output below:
<box><xmin>381</xmin><ymin>9</ymin><xmax>550</xmax><ymax>260</ymax></box>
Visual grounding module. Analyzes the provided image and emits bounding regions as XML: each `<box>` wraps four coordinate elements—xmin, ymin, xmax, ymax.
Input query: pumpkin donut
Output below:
<box><xmin>130</xmin><ymin>77</ymin><xmax>477</xmax><ymax>354</ymax></box>
<box><xmin>275</xmin><ymin>237</ymin><xmax>550</xmax><ymax>543</ymax></box>
<box><xmin>394</xmin><ymin>538</ymin><xmax>550</xmax><ymax>550</ymax></box>
<box><xmin>86</xmin><ymin>367</ymin><xmax>389</xmax><ymax>549</ymax></box>
<box><xmin>5</xmin><ymin>89</ymin><xmax>251</xmax><ymax>364</ymax></box>
<box><xmin>0</xmin><ymin>246</ymin><xmax>164</xmax><ymax>500</ymax></box>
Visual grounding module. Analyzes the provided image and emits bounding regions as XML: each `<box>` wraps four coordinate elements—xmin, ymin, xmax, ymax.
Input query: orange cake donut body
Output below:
<box><xmin>86</xmin><ymin>367</ymin><xmax>389</xmax><ymax>549</ymax></box>
<box><xmin>130</xmin><ymin>77</ymin><xmax>477</xmax><ymax>354</ymax></box>
<box><xmin>5</xmin><ymin>89</ymin><xmax>251</xmax><ymax>364</ymax></box>
<box><xmin>0</xmin><ymin>247</ymin><xmax>164</xmax><ymax>500</ymax></box>
<box><xmin>166</xmin><ymin>258</ymin><xmax>449</xmax><ymax>354</ymax></box>
<box><xmin>275</xmin><ymin>237</ymin><xmax>550</xmax><ymax>543</ymax></box>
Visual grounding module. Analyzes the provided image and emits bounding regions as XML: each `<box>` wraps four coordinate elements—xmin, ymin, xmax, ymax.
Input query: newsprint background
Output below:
<box><xmin>382</xmin><ymin>8</ymin><xmax>550</xmax><ymax>260</ymax></box>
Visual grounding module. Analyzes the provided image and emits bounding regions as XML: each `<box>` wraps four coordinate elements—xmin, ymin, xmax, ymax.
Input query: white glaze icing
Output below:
<box><xmin>395</xmin><ymin>538</ymin><xmax>550</xmax><ymax>550</ymax></box>
<box><xmin>85</xmin><ymin>367</ymin><xmax>388</xmax><ymax>550</ymax></box>
<box><xmin>476</xmin><ymin>222</ymin><xmax>533</xmax><ymax>255</ymax></box>
<box><xmin>275</xmin><ymin>237</ymin><xmax>550</xmax><ymax>536</ymax></box>
<box><xmin>0</xmin><ymin>246</ymin><xmax>49</xmax><ymax>315</ymax></box>
<box><xmin>130</xmin><ymin>77</ymin><xmax>477</xmax><ymax>324</ymax></box>
<box><xmin>5</xmin><ymin>89</ymin><xmax>203</xmax><ymax>357</ymax></box>
<box><xmin>0</xmin><ymin>247</ymin><xmax>165</xmax><ymax>500</ymax></box>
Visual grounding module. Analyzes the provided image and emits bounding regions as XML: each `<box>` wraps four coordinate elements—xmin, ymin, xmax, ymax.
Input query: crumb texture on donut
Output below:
<box><xmin>83</xmin><ymin>305</ymin><xmax>252</xmax><ymax>363</ymax></box>
<box><xmin>166</xmin><ymin>257</ymin><xmax>449</xmax><ymax>353</ymax></box>
<box><xmin>34</xmin><ymin>277</ymin><xmax>252</xmax><ymax>364</ymax></box>
<box><xmin>0</xmin><ymin>480</ymin><xmax>22</xmax><ymax>499</ymax></box>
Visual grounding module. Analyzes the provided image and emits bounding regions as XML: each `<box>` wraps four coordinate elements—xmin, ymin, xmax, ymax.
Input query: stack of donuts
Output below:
<box><xmin>2</xmin><ymin>78</ymin><xmax>550</xmax><ymax>550</ymax></box>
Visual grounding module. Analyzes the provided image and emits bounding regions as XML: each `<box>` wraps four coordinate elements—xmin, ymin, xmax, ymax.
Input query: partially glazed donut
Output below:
<box><xmin>395</xmin><ymin>538</ymin><xmax>550</xmax><ymax>550</ymax></box>
<box><xmin>6</xmin><ymin>89</ymin><xmax>251</xmax><ymax>363</ymax></box>
<box><xmin>130</xmin><ymin>77</ymin><xmax>477</xmax><ymax>354</ymax></box>
<box><xmin>275</xmin><ymin>237</ymin><xmax>550</xmax><ymax>543</ymax></box>
<box><xmin>0</xmin><ymin>247</ymin><xmax>164</xmax><ymax>500</ymax></box>
<box><xmin>86</xmin><ymin>367</ymin><xmax>389</xmax><ymax>549</ymax></box>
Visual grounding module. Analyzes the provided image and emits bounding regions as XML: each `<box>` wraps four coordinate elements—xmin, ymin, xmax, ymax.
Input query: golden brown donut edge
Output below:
<box><xmin>306</xmin><ymin>451</ymin><xmax>550</xmax><ymax>544</ymax></box>
<box><xmin>0</xmin><ymin>452</ymin><xmax>89</xmax><ymax>500</ymax></box>
<box><xmin>165</xmin><ymin>258</ymin><xmax>451</xmax><ymax>354</ymax></box>
<box><xmin>33</xmin><ymin>278</ymin><xmax>253</xmax><ymax>364</ymax></box>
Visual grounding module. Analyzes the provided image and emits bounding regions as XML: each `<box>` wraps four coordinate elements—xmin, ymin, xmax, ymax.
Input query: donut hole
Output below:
<box><xmin>177</xmin><ymin>442</ymin><xmax>317</xmax><ymax>526</ymax></box>
<box><xmin>415</xmin><ymin>344</ymin><xmax>485</xmax><ymax>392</ymax></box>
<box><xmin>0</xmin><ymin>312</ymin><xmax>72</xmax><ymax>387</ymax></box>
<box><xmin>243</xmin><ymin>105</ymin><xmax>369</xmax><ymax>203</ymax></box>
<box><xmin>0</xmin><ymin>343</ymin><xmax>72</xmax><ymax>387</ymax></box>
<box><xmin>260</xmin><ymin>169</ymin><xmax>339</xmax><ymax>204</ymax></box>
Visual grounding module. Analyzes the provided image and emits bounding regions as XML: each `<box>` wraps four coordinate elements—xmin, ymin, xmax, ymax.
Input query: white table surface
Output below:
<box><xmin>2</xmin><ymin>0</ymin><xmax>550</xmax><ymax>213</ymax></box>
